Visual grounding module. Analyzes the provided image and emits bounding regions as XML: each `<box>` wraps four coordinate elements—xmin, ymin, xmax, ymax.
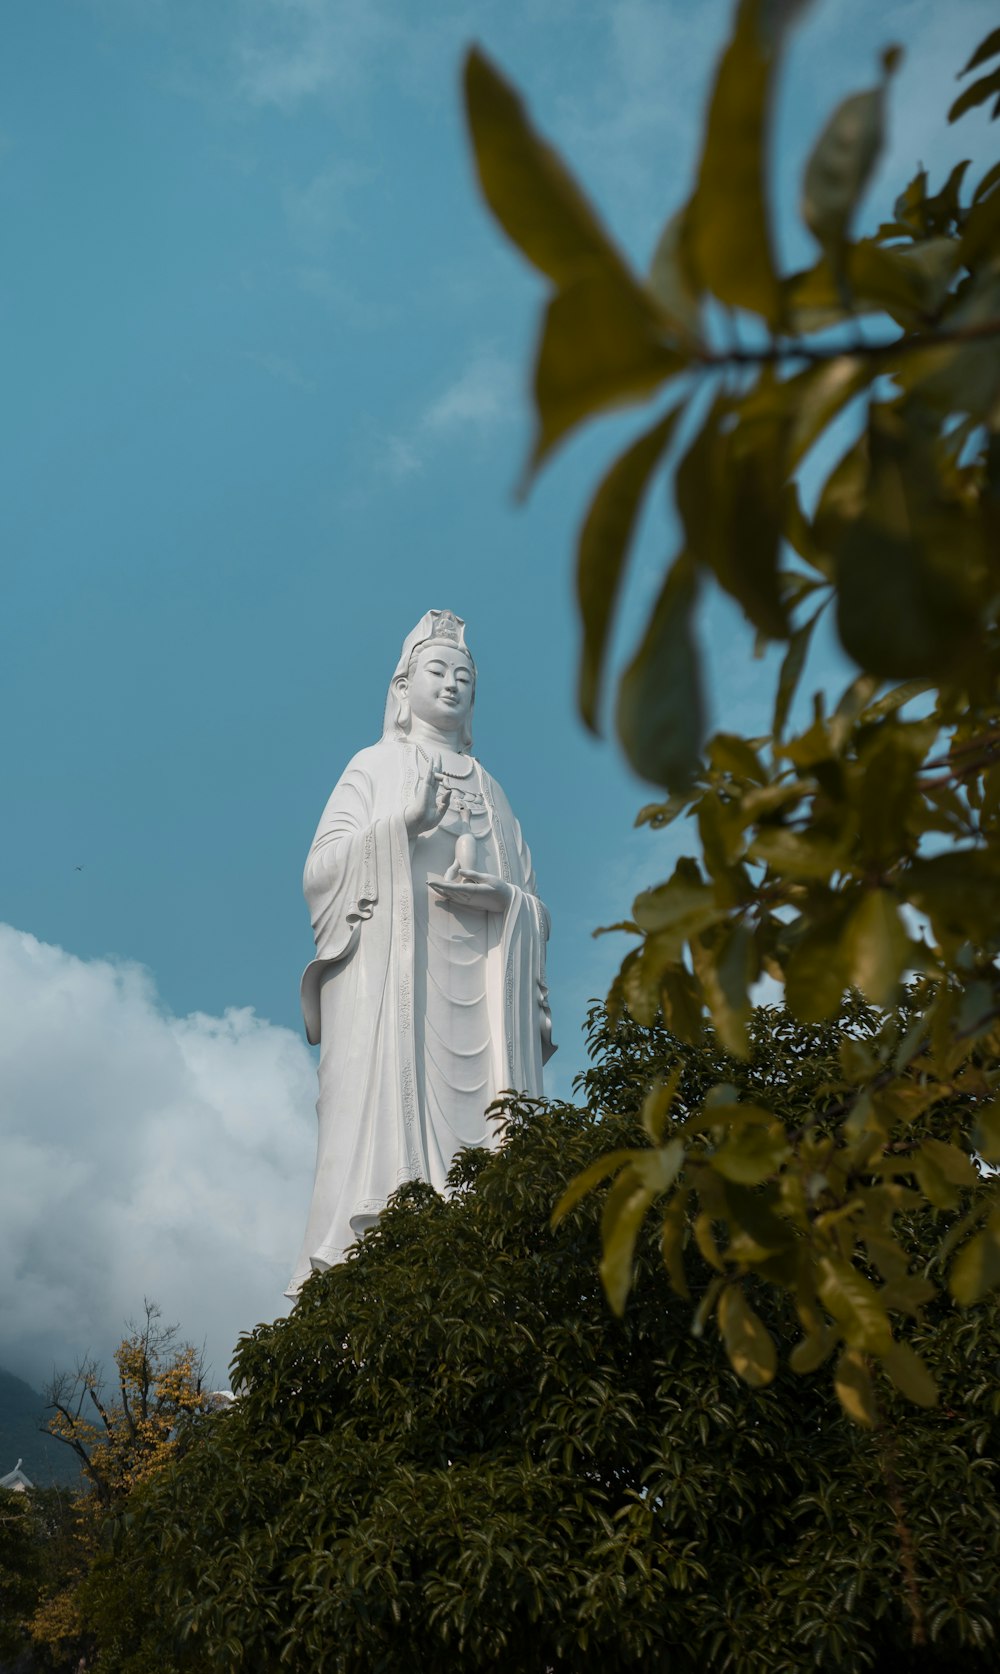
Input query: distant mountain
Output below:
<box><xmin>0</xmin><ymin>1367</ymin><xmax>80</xmax><ymax>1488</ymax></box>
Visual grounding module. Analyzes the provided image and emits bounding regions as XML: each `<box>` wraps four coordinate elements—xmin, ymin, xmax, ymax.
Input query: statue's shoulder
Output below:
<box><xmin>479</xmin><ymin>761</ymin><xmax>512</xmax><ymax>811</ymax></box>
<box><xmin>338</xmin><ymin>740</ymin><xmax>398</xmax><ymax>777</ymax></box>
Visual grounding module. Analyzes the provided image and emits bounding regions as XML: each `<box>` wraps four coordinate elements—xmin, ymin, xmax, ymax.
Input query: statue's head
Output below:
<box><xmin>383</xmin><ymin>610</ymin><xmax>476</xmax><ymax>749</ymax></box>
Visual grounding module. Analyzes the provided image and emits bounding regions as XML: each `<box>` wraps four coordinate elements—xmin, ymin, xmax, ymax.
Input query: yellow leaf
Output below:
<box><xmin>718</xmin><ymin>1284</ymin><xmax>777</xmax><ymax>1387</ymax></box>
<box><xmin>599</xmin><ymin>1167</ymin><xmax>656</xmax><ymax>1315</ymax></box>
<box><xmin>530</xmin><ymin>269</ymin><xmax>684</xmax><ymax>475</ymax></box>
<box><xmin>845</xmin><ymin>889</ymin><xmax>909</xmax><ymax>1009</ymax></box>
<box><xmin>834</xmin><ymin>1346</ymin><xmax>877</xmax><ymax>1426</ymax></box>
<box><xmin>686</xmin><ymin>0</ymin><xmax>789</xmax><ymax>323</ymax></box>
<box><xmin>550</xmin><ymin>1149</ymin><xmax>638</xmax><ymax>1227</ymax></box>
<box><xmin>816</xmin><ymin>1257</ymin><xmax>893</xmax><ymax>1354</ymax></box>
<box><xmin>577</xmin><ymin>403</ymin><xmax>685</xmax><ymax>729</ymax></box>
<box><xmin>879</xmin><ymin>1341</ymin><xmax>938</xmax><ymax>1407</ymax></box>
<box><xmin>950</xmin><ymin>1212</ymin><xmax>1000</xmax><ymax>1306</ymax></box>
<box><xmin>463</xmin><ymin>47</ymin><xmax>622</xmax><ymax>288</ymax></box>
<box><xmin>660</xmin><ymin>1191</ymin><xmax>691</xmax><ymax>1298</ymax></box>
<box><xmin>641</xmin><ymin>1066</ymin><xmax>684</xmax><ymax>1144</ymax></box>
<box><xmin>789</xmin><ymin>1327</ymin><xmax>837</xmax><ymax>1373</ymax></box>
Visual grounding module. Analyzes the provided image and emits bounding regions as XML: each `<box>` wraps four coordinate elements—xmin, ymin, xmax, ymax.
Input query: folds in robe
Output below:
<box><xmin>288</xmin><ymin>738</ymin><xmax>553</xmax><ymax>1294</ymax></box>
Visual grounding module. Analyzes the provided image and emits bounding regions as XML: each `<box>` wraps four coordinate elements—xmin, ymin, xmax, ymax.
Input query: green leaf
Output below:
<box><xmin>723</xmin><ymin>1179</ymin><xmax>796</xmax><ymax>1259</ymax></box>
<box><xmin>857</xmin><ymin>725</ymin><xmax>927</xmax><ymax>869</ymax></box>
<box><xmin>860</xmin><ymin>680</ymin><xmax>934</xmax><ymax>724</ymax></box>
<box><xmin>906</xmin><ymin>851</ymin><xmax>1000</xmax><ymax>940</ymax></box>
<box><xmin>920</xmin><ymin>1138</ymin><xmax>978</xmax><ymax>1187</ymax></box>
<box><xmin>708</xmin><ymin>733</ymin><xmax>767</xmax><ymax>783</ymax></box>
<box><xmin>648</xmin><ymin>199</ymin><xmax>703</xmax><ymax>339</ymax></box>
<box><xmin>632</xmin><ymin>862</ymin><xmax>717</xmax><ymax>936</ymax></box>
<box><xmin>677</xmin><ymin>1100</ymin><xmax>776</xmax><ymax>1138</ymax></box>
<box><xmin>785</xmin><ymin>238</ymin><xmax>960</xmax><ymax>331</ymax></box>
<box><xmin>685</xmin><ymin>0</ymin><xmax>791</xmax><ymax>323</ymax></box>
<box><xmin>676</xmin><ymin>399</ymin><xmax>789</xmax><ymax>640</ymax></box>
<box><xmin>641</xmin><ymin>1065</ymin><xmax>684</xmax><ymax>1144</ymax></box>
<box><xmin>878</xmin><ymin>1273</ymin><xmax>936</xmax><ymax>1315</ymax></box>
<box><xmin>551</xmin><ymin>1150</ymin><xmax>638</xmax><ymax>1226</ymax></box>
<box><xmin>973</xmin><ymin>1097</ymin><xmax>1000</xmax><ymax>1162</ymax></box>
<box><xmin>599</xmin><ymin>1167</ymin><xmax>656</xmax><ymax>1315</ymax></box>
<box><xmin>845</xmin><ymin>890</ymin><xmax>909</xmax><ymax>1009</ymax></box>
<box><xmin>717</xmin><ymin>1285</ymin><xmax>777</xmax><ymax>1388</ymax></box>
<box><xmin>974</xmin><ymin>159</ymin><xmax>1000</xmax><ymax>203</ymax></box>
<box><xmin>959</xmin><ymin>178</ymin><xmax>1000</xmax><ymax>269</ymax></box>
<box><xmin>529</xmin><ymin>269</ymin><xmax>685</xmax><ymax>475</ymax></box>
<box><xmin>817</xmin><ymin>1257</ymin><xmax>893</xmax><ymax>1354</ymax></box>
<box><xmin>785</xmin><ymin>911</ymin><xmax>851</xmax><ymax>1022</ymax></box>
<box><xmin>660</xmin><ymin>1191</ymin><xmax>691</xmax><ymax>1298</ymax></box>
<box><xmin>787</xmin><ymin>356</ymin><xmax>873</xmax><ymax>471</ymax></box>
<box><xmin>773</xmin><ymin>606</ymin><xmax>821</xmax><ymax>740</ymax></box>
<box><xmin>802</xmin><ymin>81</ymin><xmax>887</xmax><ymax>256</ymax></box>
<box><xmin>750</xmin><ymin>827</ymin><xmax>851</xmax><ymax>880</ymax></box>
<box><xmin>911</xmin><ymin>1148</ymin><xmax>961</xmax><ymax>1212</ymax></box>
<box><xmin>463</xmin><ymin>48</ymin><xmax>623</xmax><ymax>287</ymax></box>
<box><xmin>789</xmin><ymin>1327</ymin><xmax>837</xmax><ymax>1373</ymax></box>
<box><xmin>577</xmin><ymin>403</ymin><xmax>685</xmax><ymax>730</ymax></box>
<box><xmin>949</xmin><ymin>65</ymin><xmax>1000</xmax><ymax>124</ymax></box>
<box><xmin>960</xmin><ymin>27</ymin><xmax>1000</xmax><ymax>77</ymax></box>
<box><xmin>661</xmin><ymin>964</ymin><xmax>707</xmax><ymax>1044</ymax></box>
<box><xmin>632</xmin><ymin>1138</ymin><xmax>686</xmax><ymax>1195</ymax></box>
<box><xmin>692</xmin><ymin>923</ymin><xmax>756</xmax><ymax>1059</ymax></box>
<box><xmin>949</xmin><ymin>1213</ymin><xmax>1000</xmax><ymax>1306</ymax></box>
<box><xmin>616</xmin><ymin>552</ymin><xmax>705</xmax><ymax>790</ymax></box>
<box><xmin>831</xmin><ymin>405</ymin><xmax>984</xmax><ymax>680</ymax></box>
<box><xmin>834</xmin><ymin>1346</ymin><xmax>877</xmax><ymax>1426</ymax></box>
<box><xmin>634</xmin><ymin>793</ymin><xmax>692</xmax><ymax>830</ymax></box>
<box><xmin>621</xmin><ymin>937</ymin><xmax>670</xmax><ymax>1027</ymax></box>
<box><xmin>878</xmin><ymin>1342</ymin><xmax>938</xmax><ymax>1407</ymax></box>
<box><xmin>711</xmin><ymin>1120</ymin><xmax>790</xmax><ymax>1185</ymax></box>
<box><xmin>895</xmin><ymin>271</ymin><xmax>1000</xmax><ymax>420</ymax></box>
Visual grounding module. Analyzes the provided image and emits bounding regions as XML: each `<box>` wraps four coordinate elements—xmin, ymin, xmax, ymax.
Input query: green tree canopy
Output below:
<box><xmin>85</xmin><ymin>1008</ymin><xmax>1000</xmax><ymax>1671</ymax></box>
<box><xmin>463</xmin><ymin>4</ymin><xmax>1000</xmax><ymax>1419</ymax></box>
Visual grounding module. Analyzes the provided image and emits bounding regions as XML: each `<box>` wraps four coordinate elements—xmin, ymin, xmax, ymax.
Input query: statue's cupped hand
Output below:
<box><xmin>430</xmin><ymin>865</ymin><xmax>512</xmax><ymax>915</ymax></box>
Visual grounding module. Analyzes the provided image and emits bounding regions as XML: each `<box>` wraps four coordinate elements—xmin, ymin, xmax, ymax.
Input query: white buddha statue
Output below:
<box><xmin>287</xmin><ymin>610</ymin><xmax>555</xmax><ymax>1293</ymax></box>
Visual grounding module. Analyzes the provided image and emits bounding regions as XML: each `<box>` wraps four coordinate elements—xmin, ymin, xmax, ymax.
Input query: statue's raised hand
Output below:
<box><xmin>430</xmin><ymin>863</ymin><xmax>512</xmax><ymax>915</ymax></box>
<box><xmin>404</xmin><ymin>749</ymin><xmax>451</xmax><ymax>838</ymax></box>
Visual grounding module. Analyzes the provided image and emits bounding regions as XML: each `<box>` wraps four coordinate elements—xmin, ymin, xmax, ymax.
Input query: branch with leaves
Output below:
<box><xmin>464</xmin><ymin>2</ymin><xmax>1000</xmax><ymax>1422</ymax></box>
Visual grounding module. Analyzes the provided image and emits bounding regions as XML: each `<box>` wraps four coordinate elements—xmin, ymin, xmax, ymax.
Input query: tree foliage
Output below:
<box><xmin>24</xmin><ymin>1304</ymin><xmax>206</xmax><ymax>1670</ymax></box>
<box><xmin>74</xmin><ymin>1023</ymin><xmax>1000</xmax><ymax>1671</ymax></box>
<box><xmin>463</xmin><ymin>4</ymin><xmax>1000</xmax><ymax>1418</ymax></box>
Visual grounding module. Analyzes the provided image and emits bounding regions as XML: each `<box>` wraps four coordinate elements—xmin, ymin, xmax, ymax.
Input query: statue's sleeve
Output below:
<box><xmin>506</xmin><ymin>809</ymin><xmax>557</xmax><ymax>1065</ymax></box>
<box><xmin>303</xmin><ymin>757</ymin><xmax>383</xmax><ymax>966</ymax></box>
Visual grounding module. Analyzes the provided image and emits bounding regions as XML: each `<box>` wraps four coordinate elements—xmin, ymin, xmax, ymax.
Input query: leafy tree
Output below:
<box><xmin>83</xmin><ymin>1017</ymin><xmax>1000</xmax><ymax>1671</ymax></box>
<box><xmin>0</xmin><ymin>1485</ymin><xmax>80</xmax><ymax>1673</ymax></box>
<box><xmin>462</xmin><ymin>6</ymin><xmax>1000</xmax><ymax>1417</ymax></box>
<box><xmin>0</xmin><ymin>1485</ymin><xmax>41</xmax><ymax>1665</ymax></box>
<box><xmin>26</xmin><ymin>1305</ymin><xmax>205</xmax><ymax>1670</ymax></box>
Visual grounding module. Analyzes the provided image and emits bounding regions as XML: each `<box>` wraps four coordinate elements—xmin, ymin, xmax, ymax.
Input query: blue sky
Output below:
<box><xmin>1</xmin><ymin>0</ymin><xmax>996</xmax><ymax>1388</ymax></box>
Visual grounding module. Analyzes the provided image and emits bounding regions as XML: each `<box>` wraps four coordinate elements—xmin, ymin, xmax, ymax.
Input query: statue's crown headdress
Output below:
<box><xmin>425</xmin><ymin>609</ymin><xmax>463</xmax><ymax>647</ymax></box>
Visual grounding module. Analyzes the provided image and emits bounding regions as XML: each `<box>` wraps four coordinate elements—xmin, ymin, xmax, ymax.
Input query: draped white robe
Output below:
<box><xmin>287</xmin><ymin>737</ymin><xmax>553</xmax><ymax>1293</ymax></box>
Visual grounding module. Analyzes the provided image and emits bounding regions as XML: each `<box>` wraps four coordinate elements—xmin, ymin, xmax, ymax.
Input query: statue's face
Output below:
<box><xmin>402</xmin><ymin>646</ymin><xmax>475</xmax><ymax>730</ymax></box>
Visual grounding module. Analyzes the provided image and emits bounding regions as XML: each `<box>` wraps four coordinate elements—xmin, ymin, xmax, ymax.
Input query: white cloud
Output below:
<box><xmin>294</xmin><ymin>266</ymin><xmax>397</xmax><ymax>329</ymax></box>
<box><xmin>422</xmin><ymin>349</ymin><xmax>520</xmax><ymax>435</ymax></box>
<box><xmin>0</xmin><ymin>927</ymin><xmax>317</xmax><ymax>1391</ymax></box>
<box><xmin>282</xmin><ymin>157</ymin><xmax>376</xmax><ymax>244</ymax></box>
<box><xmin>241</xmin><ymin>348</ymin><xmax>313</xmax><ymax>390</ymax></box>
<box><xmin>233</xmin><ymin>0</ymin><xmax>396</xmax><ymax>110</ymax></box>
<box><xmin>383</xmin><ymin>347</ymin><xmax>521</xmax><ymax>478</ymax></box>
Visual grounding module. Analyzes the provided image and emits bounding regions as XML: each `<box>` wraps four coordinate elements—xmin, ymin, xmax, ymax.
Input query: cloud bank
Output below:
<box><xmin>0</xmin><ymin>926</ymin><xmax>316</xmax><ymax>1391</ymax></box>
